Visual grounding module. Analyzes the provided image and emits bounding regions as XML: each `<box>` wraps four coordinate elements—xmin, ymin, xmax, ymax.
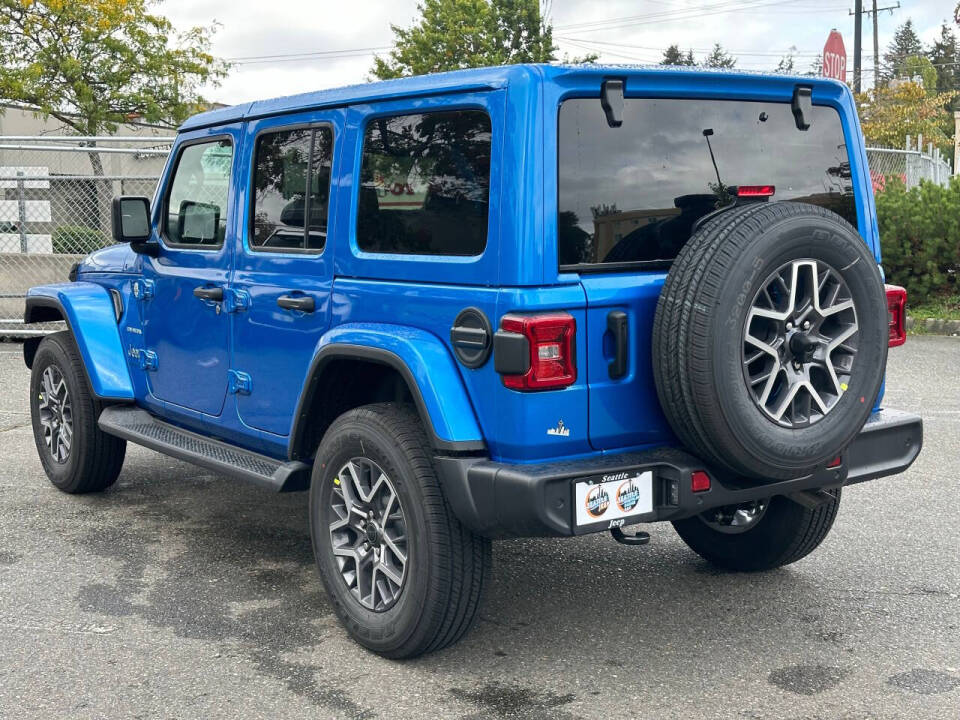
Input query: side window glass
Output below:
<box><xmin>164</xmin><ymin>139</ymin><xmax>233</xmax><ymax>247</ymax></box>
<box><xmin>357</xmin><ymin>110</ymin><xmax>491</xmax><ymax>256</ymax></box>
<box><xmin>251</xmin><ymin>126</ymin><xmax>334</xmax><ymax>253</ymax></box>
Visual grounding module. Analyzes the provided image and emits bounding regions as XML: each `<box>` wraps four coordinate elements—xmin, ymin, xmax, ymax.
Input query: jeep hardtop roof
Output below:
<box><xmin>179</xmin><ymin>63</ymin><xmax>851</xmax><ymax>132</ymax></box>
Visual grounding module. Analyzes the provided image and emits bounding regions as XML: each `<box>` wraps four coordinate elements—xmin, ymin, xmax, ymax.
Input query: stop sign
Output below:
<box><xmin>823</xmin><ymin>30</ymin><xmax>847</xmax><ymax>83</ymax></box>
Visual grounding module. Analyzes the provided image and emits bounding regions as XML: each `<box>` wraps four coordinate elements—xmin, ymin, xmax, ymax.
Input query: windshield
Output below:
<box><xmin>557</xmin><ymin>97</ymin><xmax>856</xmax><ymax>268</ymax></box>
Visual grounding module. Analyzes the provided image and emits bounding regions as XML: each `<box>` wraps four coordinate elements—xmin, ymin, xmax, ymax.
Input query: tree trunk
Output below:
<box><xmin>86</xmin><ymin>142</ymin><xmax>114</xmax><ymax>245</ymax></box>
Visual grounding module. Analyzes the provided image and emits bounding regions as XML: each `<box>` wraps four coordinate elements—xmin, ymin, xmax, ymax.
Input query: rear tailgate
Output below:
<box><xmin>557</xmin><ymin>94</ymin><xmax>859</xmax><ymax>452</ymax></box>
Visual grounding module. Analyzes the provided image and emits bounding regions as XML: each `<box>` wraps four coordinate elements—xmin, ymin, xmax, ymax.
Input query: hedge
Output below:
<box><xmin>877</xmin><ymin>176</ymin><xmax>960</xmax><ymax>305</ymax></box>
<box><xmin>52</xmin><ymin>225</ymin><xmax>109</xmax><ymax>255</ymax></box>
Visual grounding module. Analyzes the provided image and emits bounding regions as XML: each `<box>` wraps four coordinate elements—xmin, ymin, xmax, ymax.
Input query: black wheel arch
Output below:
<box><xmin>289</xmin><ymin>344</ymin><xmax>486</xmax><ymax>462</ymax></box>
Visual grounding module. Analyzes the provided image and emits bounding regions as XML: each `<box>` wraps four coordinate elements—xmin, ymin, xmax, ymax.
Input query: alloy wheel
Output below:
<box><xmin>328</xmin><ymin>458</ymin><xmax>409</xmax><ymax>612</ymax></box>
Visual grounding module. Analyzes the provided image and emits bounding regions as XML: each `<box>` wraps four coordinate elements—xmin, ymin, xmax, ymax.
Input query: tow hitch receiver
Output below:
<box><xmin>611</xmin><ymin>526</ymin><xmax>650</xmax><ymax>546</ymax></box>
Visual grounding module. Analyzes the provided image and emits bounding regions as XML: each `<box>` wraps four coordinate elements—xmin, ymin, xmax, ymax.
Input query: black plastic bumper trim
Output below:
<box><xmin>436</xmin><ymin>408</ymin><xmax>922</xmax><ymax>539</ymax></box>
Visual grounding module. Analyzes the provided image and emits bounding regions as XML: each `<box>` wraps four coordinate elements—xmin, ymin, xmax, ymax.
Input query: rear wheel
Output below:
<box><xmin>672</xmin><ymin>490</ymin><xmax>841</xmax><ymax>571</ymax></box>
<box><xmin>29</xmin><ymin>332</ymin><xmax>126</xmax><ymax>494</ymax></box>
<box><xmin>652</xmin><ymin>202</ymin><xmax>888</xmax><ymax>480</ymax></box>
<box><xmin>310</xmin><ymin>403</ymin><xmax>491</xmax><ymax>658</ymax></box>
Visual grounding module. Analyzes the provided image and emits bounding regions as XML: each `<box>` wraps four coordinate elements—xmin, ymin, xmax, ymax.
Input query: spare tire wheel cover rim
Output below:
<box><xmin>741</xmin><ymin>258</ymin><xmax>858</xmax><ymax>428</ymax></box>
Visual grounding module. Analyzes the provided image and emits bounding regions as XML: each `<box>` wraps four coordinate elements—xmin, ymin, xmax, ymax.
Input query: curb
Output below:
<box><xmin>905</xmin><ymin>316</ymin><xmax>960</xmax><ymax>336</ymax></box>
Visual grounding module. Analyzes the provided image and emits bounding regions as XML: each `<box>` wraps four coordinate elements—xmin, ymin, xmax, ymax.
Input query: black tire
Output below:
<box><xmin>652</xmin><ymin>202</ymin><xmax>888</xmax><ymax>480</ymax></box>
<box><xmin>673</xmin><ymin>490</ymin><xmax>841</xmax><ymax>571</ymax></box>
<box><xmin>29</xmin><ymin>331</ymin><xmax>126</xmax><ymax>494</ymax></box>
<box><xmin>309</xmin><ymin>402</ymin><xmax>491</xmax><ymax>658</ymax></box>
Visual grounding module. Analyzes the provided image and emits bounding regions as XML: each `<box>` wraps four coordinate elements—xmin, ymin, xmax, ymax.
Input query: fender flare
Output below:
<box><xmin>23</xmin><ymin>283</ymin><xmax>134</xmax><ymax>400</ymax></box>
<box><xmin>290</xmin><ymin>323</ymin><xmax>485</xmax><ymax>459</ymax></box>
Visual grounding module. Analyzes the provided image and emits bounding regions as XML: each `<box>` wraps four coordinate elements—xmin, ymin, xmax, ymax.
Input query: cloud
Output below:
<box><xmin>161</xmin><ymin>0</ymin><xmax>952</xmax><ymax>105</ymax></box>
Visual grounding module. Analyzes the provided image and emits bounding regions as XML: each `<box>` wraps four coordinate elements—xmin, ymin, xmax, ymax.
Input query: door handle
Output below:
<box><xmin>607</xmin><ymin>310</ymin><xmax>628</xmax><ymax>379</ymax></box>
<box><xmin>277</xmin><ymin>294</ymin><xmax>315</xmax><ymax>313</ymax></box>
<box><xmin>193</xmin><ymin>286</ymin><xmax>224</xmax><ymax>301</ymax></box>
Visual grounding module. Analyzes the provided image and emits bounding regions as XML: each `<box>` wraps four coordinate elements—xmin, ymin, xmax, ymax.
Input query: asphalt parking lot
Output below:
<box><xmin>0</xmin><ymin>336</ymin><xmax>957</xmax><ymax>719</ymax></box>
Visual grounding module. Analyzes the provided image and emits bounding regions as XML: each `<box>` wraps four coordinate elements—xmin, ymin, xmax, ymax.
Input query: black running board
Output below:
<box><xmin>98</xmin><ymin>406</ymin><xmax>310</xmax><ymax>492</ymax></box>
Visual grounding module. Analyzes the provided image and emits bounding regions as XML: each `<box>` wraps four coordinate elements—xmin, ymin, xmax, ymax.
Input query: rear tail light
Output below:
<box><xmin>885</xmin><ymin>284</ymin><xmax>907</xmax><ymax>347</ymax></box>
<box><xmin>736</xmin><ymin>185</ymin><xmax>776</xmax><ymax>198</ymax></box>
<box><xmin>498</xmin><ymin>313</ymin><xmax>576</xmax><ymax>390</ymax></box>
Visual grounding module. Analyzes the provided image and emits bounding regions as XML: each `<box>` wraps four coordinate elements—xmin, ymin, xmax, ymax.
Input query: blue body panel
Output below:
<box><xmin>32</xmin><ymin>64</ymin><xmax>884</xmax><ymax>466</ymax></box>
<box><xmin>317</xmin><ymin>323</ymin><xmax>484</xmax><ymax>445</ymax></box>
<box><xmin>26</xmin><ymin>282</ymin><xmax>134</xmax><ymax>400</ymax></box>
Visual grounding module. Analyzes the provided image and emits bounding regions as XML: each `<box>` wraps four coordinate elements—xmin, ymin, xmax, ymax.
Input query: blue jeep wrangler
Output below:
<box><xmin>23</xmin><ymin>65</ymin><xmax>922</xmax><ymax>658</ymax></box>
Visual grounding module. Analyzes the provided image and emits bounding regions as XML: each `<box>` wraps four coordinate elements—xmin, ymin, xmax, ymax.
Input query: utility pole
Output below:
<box><xmin>850</xmin><ymin>2</ymin><xmax>900</xmax><ymax>91</ymax></box>
<box><xmin>853</xmin><ymin>0</ymin><xmax>862</xmax><ymax>92</ymax></box>
<box><xmin>872</xmin><ymin>0</ymin><xmax>879</xmax><ymax>88</ymax></box>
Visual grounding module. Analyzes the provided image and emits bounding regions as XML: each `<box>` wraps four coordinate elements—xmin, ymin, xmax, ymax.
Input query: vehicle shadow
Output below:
<box><xmin>67</xmin><ymin>450</ymin><xmax>850</xmax><ymax>717</ymax></box>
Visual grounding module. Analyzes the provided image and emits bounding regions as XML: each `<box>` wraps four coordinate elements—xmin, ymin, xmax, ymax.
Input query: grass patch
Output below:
<box><xmin>908</xmin><ymin>293</ymin><xmax>960</xmax><ymax>321</ymax></box>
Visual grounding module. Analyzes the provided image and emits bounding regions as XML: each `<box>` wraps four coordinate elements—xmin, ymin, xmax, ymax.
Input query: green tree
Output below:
<box><xmin>902</xmin><ymin>55</ymin><xmax>939</xmax><ymax>96</ymax></box>
<box><xmin>703</xmin><ymin>43</ymin><xmax>736</xmax><ymax>69</ymax></box>
<box><xmin>0</xmin><ymin>0</ymin><xmax>228</xmax><ymax>136</ymax></box>
<box><xmin>372</xmin><ymin>0</ymin><xmax>557</xmax><ymax>79</ymax></box>
<box><xmin>855</xmin><ymin>81</ymin><xmax>956</xmax><ymax>154</ymax></box>
<box><xmin>884</xmin><ymin>19</ymin><xmax>924</xmax><ymax>79</ymax></box>
<box><xmin>775</xmin><ymin>47</ymin><xmax>797</xmax><ymax>74</ymax></box>
<box><xmin>806</xmin><ymin>53</ymin><xmax>823</xmax><ymax>77</ymax></box>
<box><xmin>928</xmin><ymin>22</ymin><xmax>958</xmax><ymax>107</ymax></box>
<box><xmin>661</xmin><ymin>44</ymin><xmax>696</xmax><ymax>66</ymax></box>
<box><xmin>0</xmin><ymin>0</ymin><xmax>227</xmax><ymax>235</ymax></box>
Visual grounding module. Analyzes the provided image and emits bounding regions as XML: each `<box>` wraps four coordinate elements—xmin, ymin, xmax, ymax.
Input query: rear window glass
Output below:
<box><xmin>357</xmin><ymin>110</ymin><xmax>491</xmax><ymax>256</ymax></box>
<box><xmin>558</xmin><ymin>98</ymin><xmax>856</xmax><ymax>268</ymax></box>
<box><xmin>250</xmin><ymin>126</ymin><xmax>333</xmax><ymax>253</ymax></box>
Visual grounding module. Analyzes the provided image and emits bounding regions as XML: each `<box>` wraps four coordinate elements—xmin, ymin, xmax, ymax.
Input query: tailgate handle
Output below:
<box><xmin>607</xmin><ymin>310</ymin><xmax>628</xmax><ymax>380</ymax></box>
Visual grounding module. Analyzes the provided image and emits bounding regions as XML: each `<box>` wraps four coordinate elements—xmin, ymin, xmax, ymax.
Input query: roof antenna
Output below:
<box><xmin>601</xmin><ymin>79</ymin><xmax>624</xmax><ymax>128</ymax></box>
<box><xmin>702</xmin><ymin>129</ymin><xmax>722</xmax><ymax>188</ymax></box>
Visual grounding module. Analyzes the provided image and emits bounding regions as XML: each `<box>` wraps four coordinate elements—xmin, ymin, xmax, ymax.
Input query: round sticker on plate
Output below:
<box><xmin>616</xmin><ymin>479</ymin><xmax>641</xmax><ymax>512</ymax></box>
<box><xmin>585</xmin><ymin>484</ymin><xmax>610</xmax><ymax>518</ymax></box>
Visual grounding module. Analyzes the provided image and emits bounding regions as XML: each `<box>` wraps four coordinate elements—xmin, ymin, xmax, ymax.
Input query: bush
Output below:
<box><xmin>52</xmin><ymin>225</ymin><xmax>110</xmax><ymax>255</ymax></box>
<box><xmin>876</xmin><ymin>176</ymin><xmax>960</xmax><ymax>305</ymax></box>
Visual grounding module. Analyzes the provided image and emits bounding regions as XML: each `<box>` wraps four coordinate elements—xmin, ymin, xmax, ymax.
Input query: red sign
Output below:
<box><xmin>822</xmin><ymin>30</ymin><xmax>847</xmax><ymax>83</ymax></box>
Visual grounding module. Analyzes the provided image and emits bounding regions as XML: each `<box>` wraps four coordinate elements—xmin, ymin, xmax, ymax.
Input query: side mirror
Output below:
<box><xmin>111</xmin><ymin>196</ymin><xmax>151</xmax><ymax>243</ymax></box>
<box><xmin>178</xmin><ymin>200</ymin><xmax>220</xmax><ymax>244</ymax></box>
<box><xmin>111</xmin><ymin>196</ymin><xmax>159</xmax><ymax>256</ymax></box>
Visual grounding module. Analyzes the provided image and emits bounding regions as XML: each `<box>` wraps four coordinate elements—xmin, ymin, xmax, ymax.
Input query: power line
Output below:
<box><xmin>554</xmin><ymin>0</ymin><xmax>845</xmax><ymax>33</ymax></box>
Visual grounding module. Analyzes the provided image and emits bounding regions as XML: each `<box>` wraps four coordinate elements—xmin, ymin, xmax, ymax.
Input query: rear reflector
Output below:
<box><xmin>885</xmin><ymin>284</ymin><xmax>907</xmax><ymax>347</ymax></box>
<box><xmin>827</xmin><ymin>455</ymin><xmax>842</xmax><ymax>469</ymax></box>
<box><xmin>736</xmin><ymin>185</ymin><xmax>776</xmax><ymax>198</ymax></box>
<box><xmin>499</xmin><ymin>313</ymin><xmax>576</xmax><ymax>390</ymax></box>
<box><xmin>691</xmin><ymin>471</ymin><xmax>711</xmax><ymax>493</ymax></box>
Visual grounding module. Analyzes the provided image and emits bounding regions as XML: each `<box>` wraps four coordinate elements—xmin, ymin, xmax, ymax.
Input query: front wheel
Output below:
<box><xmin>309</xmin><ymin>403</ymin><xmax>491</xmax><ymax>658</ymax></box>
<box><xmin>29</xmin><ymin>332</ymin><xmax>126</xmax><ymax>494</ymax></box>
<box><xmin>672</xmin><ymin>490</ymin><xmax>841</xmax><ymax>571</ymax></box>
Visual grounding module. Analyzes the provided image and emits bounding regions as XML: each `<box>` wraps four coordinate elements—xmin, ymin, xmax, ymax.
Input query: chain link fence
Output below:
<box><xmin>866</xmin><ymin>141</ymin><xmax>954</xmax><ymax>193</ymax></box>
<box><xmin>0</xmin><ymin>136</ymin><xmax>171</xmax><ymax>335</ymax></box>
<box><xmin>1</xmin><ymin>134</ymin><xmax>957</xmax><ymax>337</ymax></box>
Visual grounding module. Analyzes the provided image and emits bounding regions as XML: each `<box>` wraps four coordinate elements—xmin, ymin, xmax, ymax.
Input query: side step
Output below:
<box><xmin>98</xmin><ymin>406</ymin><xmax>310</xmax><ymax>492</ymax></box>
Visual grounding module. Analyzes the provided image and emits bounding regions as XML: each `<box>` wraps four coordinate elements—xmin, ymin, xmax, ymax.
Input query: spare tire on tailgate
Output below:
<box><xmin>652</xmin><ymin>201</ymin><xmax>887</xmax><ymax>481</ymax></box>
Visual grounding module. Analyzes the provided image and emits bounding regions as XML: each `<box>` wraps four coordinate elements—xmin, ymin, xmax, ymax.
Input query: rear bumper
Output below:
<box><xmin>437</xmin><ymin>408</ymin><xmax>922</xmax><ymax>539</ymax></box>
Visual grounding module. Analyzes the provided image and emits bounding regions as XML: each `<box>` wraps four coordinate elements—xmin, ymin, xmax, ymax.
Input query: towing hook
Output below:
<box><xmin>611</xmin><ymin>526</ymin><xmax>650</xmax><ymax>546</ymax></box>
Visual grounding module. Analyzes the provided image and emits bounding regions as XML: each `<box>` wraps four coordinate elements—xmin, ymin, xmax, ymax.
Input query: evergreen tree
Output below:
<box><xmin>928</xmin><ymin>22</ymin><xmax>959</xmax><ymax>109</ymax></box>
<box><xmin>806</xmin><ymin>54</ymin><xmax>823</xmax><ymax>77</ymax></box>
<box><xmin>661</xmin><ymin>44</ymin><xmax>696</xmax><ymax>66</ymax></box>
<box><xmin>703</xmin><ymin>43</ymin><xmax>736</xmax><ymax>69</ymax></box>
<box><xmin>775</xmin><ymin>48</ymin><xmax>797</xmax><ymax>74</ymax></box>
<box><xmin>884</xmin><ymin>19</ymin><xmax>924</xmax><ymax>78</ymax></box>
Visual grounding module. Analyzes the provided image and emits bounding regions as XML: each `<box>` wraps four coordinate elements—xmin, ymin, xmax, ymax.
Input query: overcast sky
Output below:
<box><xmin>161</xmin><ymin>0</ymin><xmax>952</xmax><ymax>106</ymax></box>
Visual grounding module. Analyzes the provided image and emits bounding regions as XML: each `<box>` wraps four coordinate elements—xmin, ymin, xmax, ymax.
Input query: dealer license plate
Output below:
<box><xmin>574</xmin><ymin>470</ymin><xmax>654</xmax><ymax>529</ymax></box>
